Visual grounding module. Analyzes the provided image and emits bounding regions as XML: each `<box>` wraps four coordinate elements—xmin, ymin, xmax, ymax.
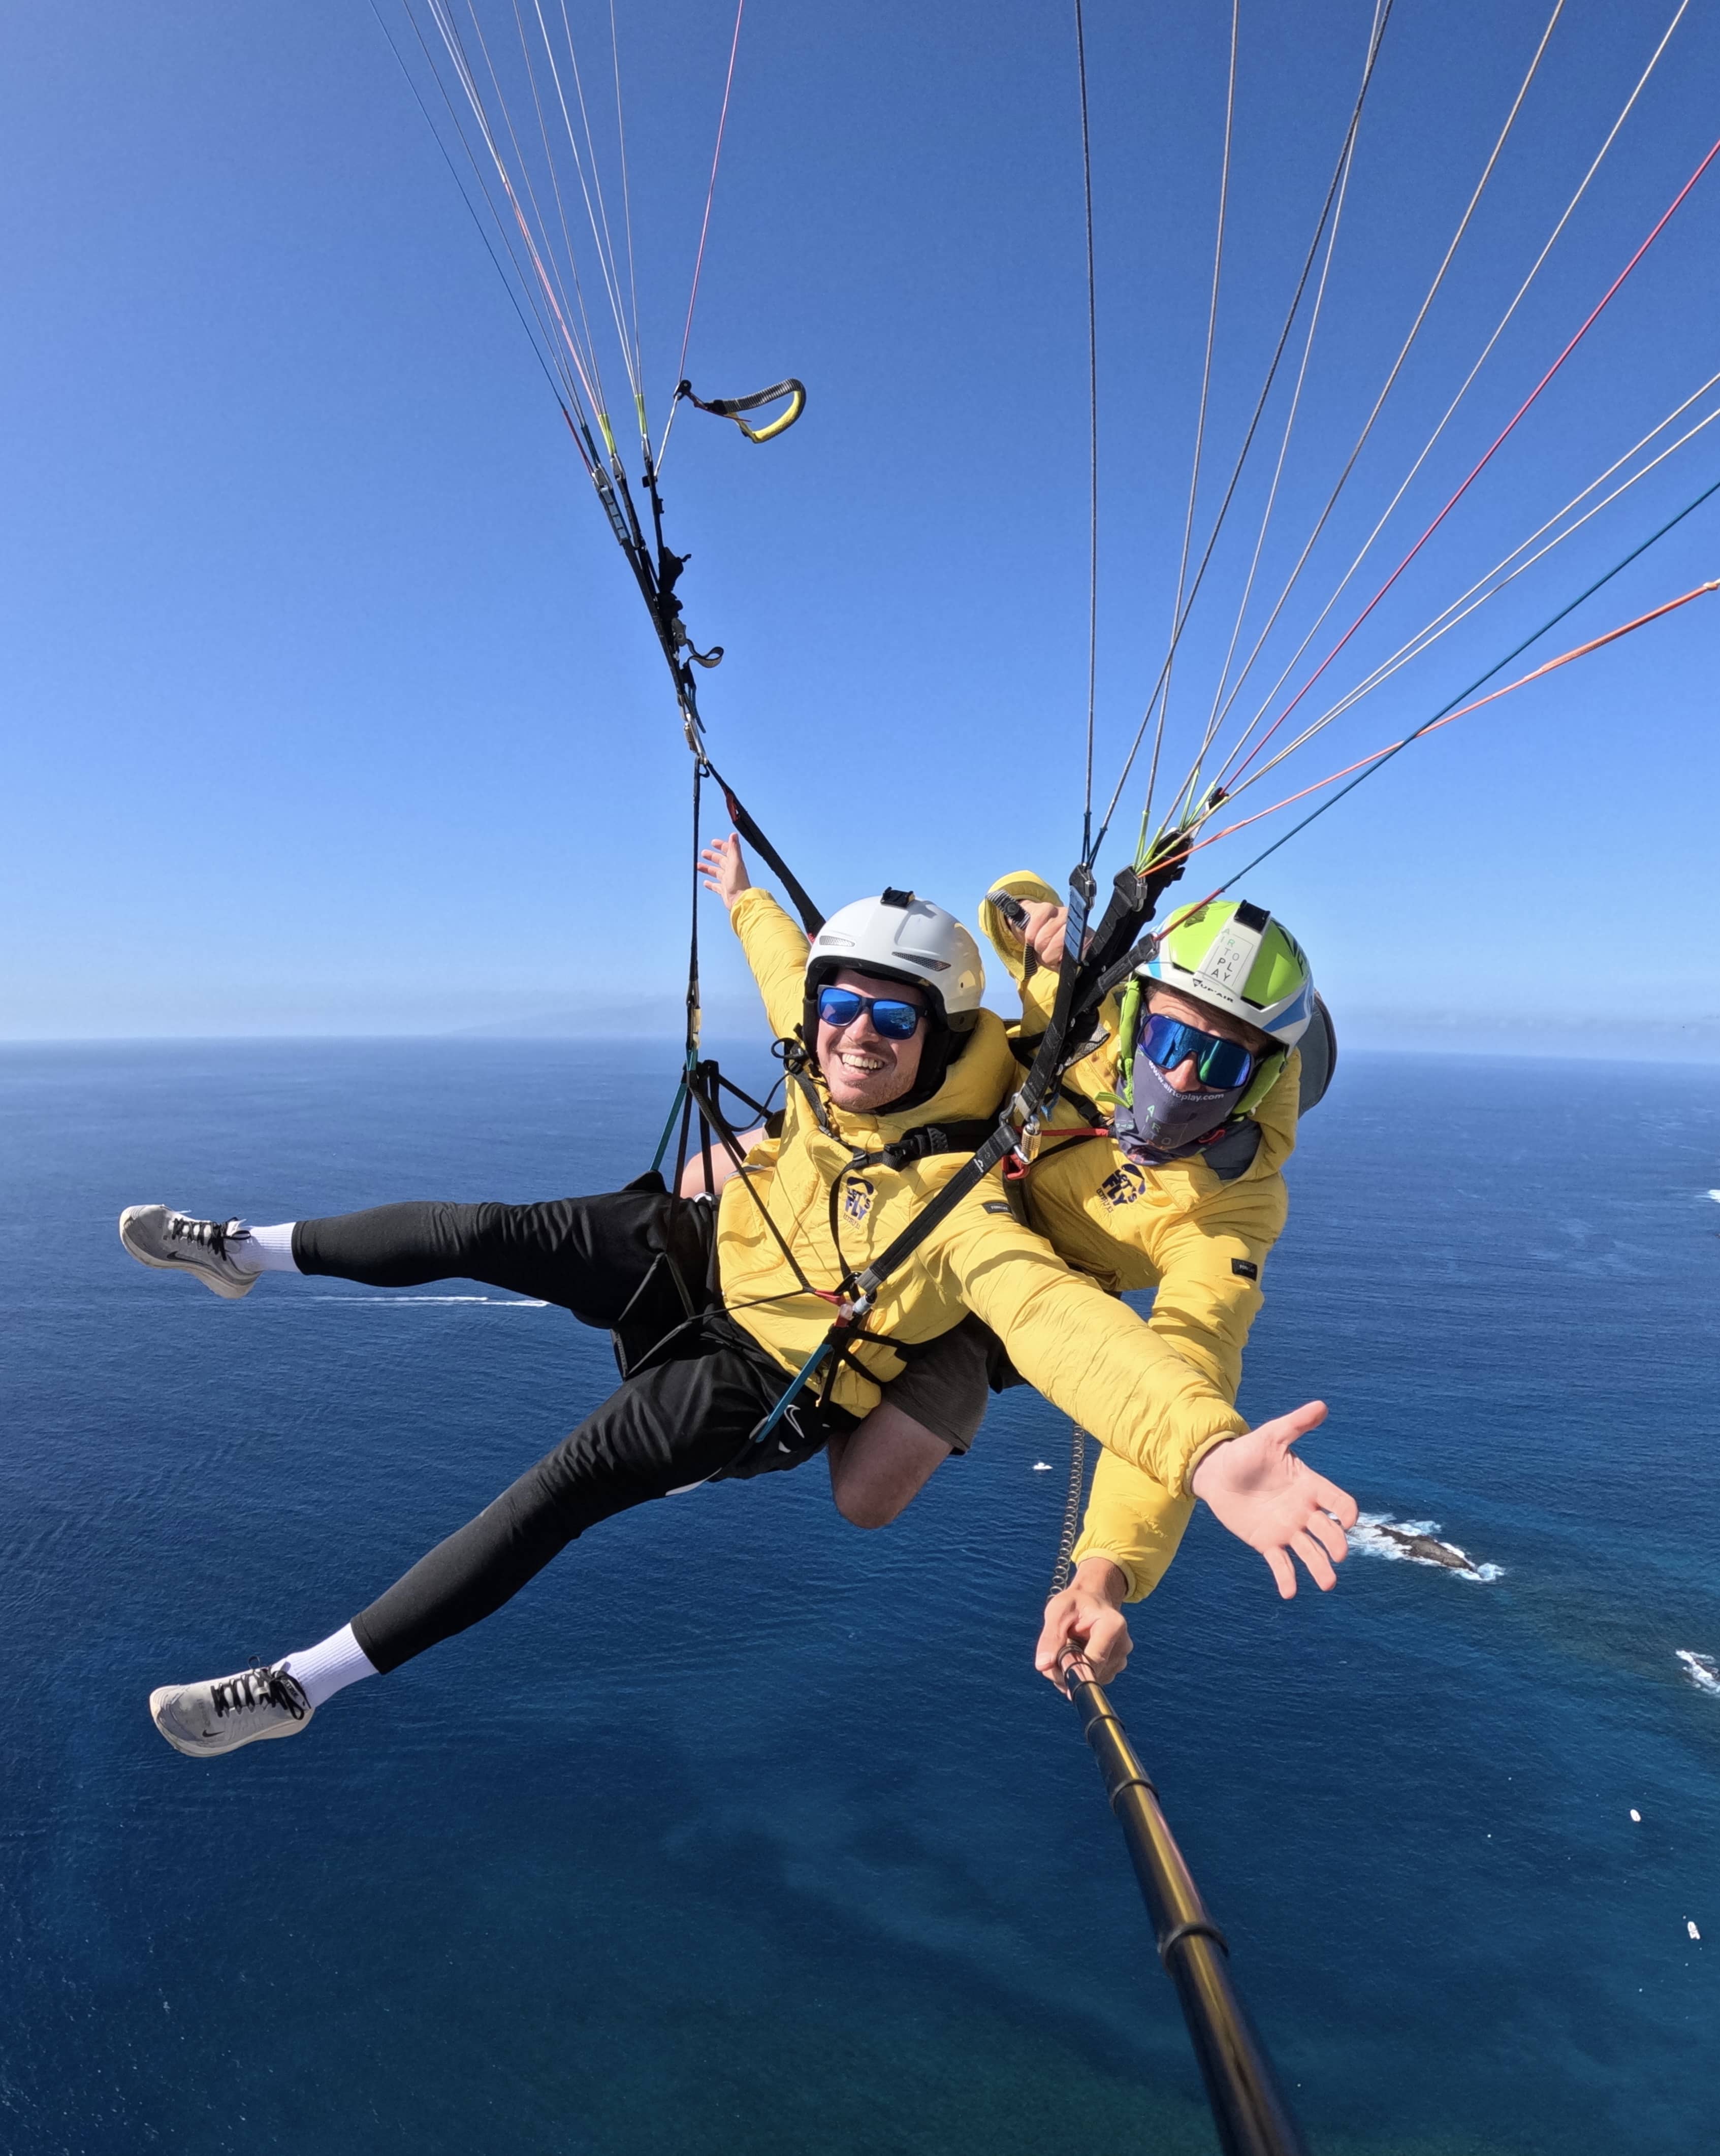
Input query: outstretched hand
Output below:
<box><xmin>1035</xmin><ymin>1558</ymin><xmax>1132</xmax><ymax>1694</ymax></box>
<box><xmin>697</xmin><ymin>833</ymin><xmax>751</xmax><ymax>911</ymax></box>
<box><xmin>1189</xmin><ymin>1402</ymin><xmax>1356</xmax><ymax>1599</ymax></box>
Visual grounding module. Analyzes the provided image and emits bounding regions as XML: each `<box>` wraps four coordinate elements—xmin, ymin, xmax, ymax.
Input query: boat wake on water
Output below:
<box><xmin>307</xmin><ymin>1296</ymin><xmax>550</xmax><ymax>1308</ymax></box>
<box><xmin>1675</xmin><ymin>1650</ymin><xmax>1720</xmax><ymax>1695</ymax></box>
<box><xmin>1351</xmin><ymin>1513</ymin><xmax>1501</xmax><ymax>1582</ymax></box>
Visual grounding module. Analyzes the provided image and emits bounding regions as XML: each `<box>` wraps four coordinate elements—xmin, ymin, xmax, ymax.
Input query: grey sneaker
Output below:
<box><xmin>149</xmin><ymin>1663</ymin><xmax>313</xmax><ymax>1758</ymax></box>
<box><xmin>119</xmin><ymin>1206</ymin><xmax>258</xmax><ymax>1299</ymax></box>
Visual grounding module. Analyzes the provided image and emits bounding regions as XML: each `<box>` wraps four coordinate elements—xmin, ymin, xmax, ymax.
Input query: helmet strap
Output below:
<box><xmin>1232</xmin><ymin>1047</ymin><xmax>1288</xmax><ymax>1121</ymax></box>
<box><xmin>1114</xmin><ymin>978</ymin><xmax>1144</xmax><ymax>1109</ymax></box>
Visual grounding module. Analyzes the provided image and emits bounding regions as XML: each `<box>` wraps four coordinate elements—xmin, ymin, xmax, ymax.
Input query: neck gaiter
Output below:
<box><xmin>1111</xmin><ymin>1051</ymin><xmax>1245</xmax><ymax>1163</ymax></box>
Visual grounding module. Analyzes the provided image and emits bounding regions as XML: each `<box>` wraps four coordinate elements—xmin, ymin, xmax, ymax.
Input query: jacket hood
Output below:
<box><xmin>977</xmin><ymin>870</ymin><xmax>1064</xmax><ymax>989</ymax></box>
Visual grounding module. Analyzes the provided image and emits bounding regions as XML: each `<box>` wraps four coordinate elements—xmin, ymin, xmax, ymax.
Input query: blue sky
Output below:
<box><xmin>2</xmin><ymin>0</ymin><xmax>1716</xmax><ymax>1049</ymax></box>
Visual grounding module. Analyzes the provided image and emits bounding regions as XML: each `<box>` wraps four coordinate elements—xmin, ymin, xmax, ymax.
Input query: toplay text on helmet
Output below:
<box><xmin>1140</xmin><ymin>899</ymin><xmax>1313</xmax><ymax>1048</ymax></box>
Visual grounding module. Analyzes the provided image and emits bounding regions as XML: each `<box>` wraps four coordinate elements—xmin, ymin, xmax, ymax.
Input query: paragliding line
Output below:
<box><xmin>370</xmin><ymin>0</ymin><xmax>595</xmax><ymax>461</ymax></box>
<box><xmin>1073</xmin><ymin>0</ymin><xmax>1099</xmax><ymax>860</ymax></box>
<box><xmin>1191</xmin><ymin>0</ymin><xmax>1571</xmax><ymax>793</ymax></box>
<box><xmin>1111</xmin><ymin>0</ymin><xmax>1545</xmax><ymax>856</ymax></box>
<box><xmin>1182</xmin><ymin>0</ymin><xmax>1390</xmax><ymax>825</ymax></box>
<box><xmin>1202</xmin><ymin>0</ymin><xmax>1685</xmax><ymax>798</ymax></box>
<box><xmin>1229</xmin><ymin>125</ymin><xmax>1720</xmax><ymax>790</ymax></box>
<box><xmin>1223</xmin><ymin>382</ymin><xmax>1720</xmax><ymax>795</ymax></box>
<box><xmin>1159</xmin><ymin>469</ymin><xmax>1720</xmax><ymax>909</ymax></box>
<box><xmin>1140</xmin><ymin>0</ymin><xmax>1240</xmax><ymax>842</ymax></box>
<box><xmin>1087</xmin><ymin>0</ymin><xmax>1397</xmax><ymax>860</ymax></box>
<box><xmin>1184</xmin><ymin>577</ymin><xmax>1718</xmax><ymax>862</ymax></box>
<box><xmin>657</xmin><ymin>0</ymin><xmax>747</xmax><ymax>464</ymax></box>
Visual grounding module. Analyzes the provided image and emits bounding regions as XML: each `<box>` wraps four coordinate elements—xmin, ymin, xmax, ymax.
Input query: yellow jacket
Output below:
<box><xmin>978</xmin><ymin>870</ymin><xmax>1301</xmax><ymax>1597</ymax></box>
<box><xmin>718</xmin><ymin>888</ymin><xmax>1247</xmax><ymax>1497</ymax></box>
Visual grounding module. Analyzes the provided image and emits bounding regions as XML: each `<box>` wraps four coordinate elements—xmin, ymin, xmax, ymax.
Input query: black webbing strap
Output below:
<box><xmin>1093</xmin><ymin>934</ymin><xmax>1160</xmax><ymax>1009</ymax></box>
<box><xmin>1071</xmin><ymin>863</ymin><xmax>1152</xmax><ymax>1000</ymax></box>
<box><xmin>1020</xmin><ymin>864</ymin><xmax>1100</xmax><ymax>1111</ymax></box>
<box><xmin>822</xmin><ymin>1118</ymin><xmax>1002</xmax><ymax>1310</ymax></box>
<box><xmin>846</xmin><ymin>1118</ymin><xmax>1002</xmax><ymax>1175</ymax></box>
<box><xmin>1060</xmin><ymin>826</ymin><xmax>1194</xmax><ymax>1022</ymax></box>
<box><xmin>682</xmin><ymin>1060</ymin><xmax>824</xmax><ymax>1305</ymax></box>
<box><xmin>703</xmin><ymin>756</ymin><xmax>824</xmax><ymax>936</ymax></box>
<box><xmin>844</xmin><ymin>1119</ymin><xmax>1019</xmax><ymax>1306</ymax></box>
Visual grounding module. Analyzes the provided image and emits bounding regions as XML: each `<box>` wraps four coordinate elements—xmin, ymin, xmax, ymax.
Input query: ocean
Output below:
<box><xmin>1</xmin><ymin>1039</ymin><xmax>1716</xmax><ymax>2155</ymax></box>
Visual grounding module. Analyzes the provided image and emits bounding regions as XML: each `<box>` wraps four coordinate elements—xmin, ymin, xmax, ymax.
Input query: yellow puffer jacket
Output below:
<box><xmin>978</xmin><ymin>870</ymin><xmax>1300</xmax><ymax>1598</ymax></box>
<box><xmin>718</xmin><ymin>888</ymin><xmax>1247</xmax><ymax>1496</ymax></box>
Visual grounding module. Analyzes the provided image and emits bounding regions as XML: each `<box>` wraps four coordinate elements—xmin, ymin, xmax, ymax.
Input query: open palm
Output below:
<box><xmin>1190</xmin><ymin>1402</ymin><xmax>1356</xmax><ymax>1598</ymax></box>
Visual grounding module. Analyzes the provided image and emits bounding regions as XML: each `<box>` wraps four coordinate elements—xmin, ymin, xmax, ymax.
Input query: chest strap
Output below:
<box><xmin>843</xmin><ymin>1117</ymin><xmax>1001</xmax><ymax>1176</ymax></box>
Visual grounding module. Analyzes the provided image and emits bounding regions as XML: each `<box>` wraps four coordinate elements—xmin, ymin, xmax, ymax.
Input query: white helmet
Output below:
<box><xmin>803</xmin><ymin>889</ymin><xmax>985</xmax><ymax>1111</ymax></box>
<box><xmin>805</xmin><ymin>889</ymin><xmax>984</xmax><ymax>1030</ymax></box>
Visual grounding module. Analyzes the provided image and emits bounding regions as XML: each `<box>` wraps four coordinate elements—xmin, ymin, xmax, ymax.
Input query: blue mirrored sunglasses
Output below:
<box><xmin>1139</xmin><ymin>1011</ymin><xmax>1258</xmax><ymax>1091</ymax></box>
<box><xmin>816</xmin><ymin>986</ymin><xmax>925</xmax><ymax>1040</ymax></box>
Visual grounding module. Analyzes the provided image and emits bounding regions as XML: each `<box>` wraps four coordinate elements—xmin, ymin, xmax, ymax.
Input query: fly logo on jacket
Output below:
<box><xmin>1099</xmin><ymin>1162</ymin><xmax>1150</xmax><ymax>1211</ymax></box>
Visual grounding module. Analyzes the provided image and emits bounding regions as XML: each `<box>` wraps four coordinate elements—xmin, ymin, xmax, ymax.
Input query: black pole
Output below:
<box><xmin>1068</xmin><ymin>1672</ymin><xmax>1309</xmax><ymax>2156</ymax></box>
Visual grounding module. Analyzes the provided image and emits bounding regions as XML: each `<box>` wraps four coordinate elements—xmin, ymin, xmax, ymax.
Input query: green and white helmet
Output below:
<box><xmin>1140</xmin><ymin>899</ymin><xmax>1314</xmax><ymax>1048</ymax></box>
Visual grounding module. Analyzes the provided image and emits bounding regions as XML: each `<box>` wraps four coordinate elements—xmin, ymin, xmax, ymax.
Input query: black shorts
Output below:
<box><xmin>884</xmin><ymin>1316</ymin><xmax>992</xmax><ymax>1452</ymax></box>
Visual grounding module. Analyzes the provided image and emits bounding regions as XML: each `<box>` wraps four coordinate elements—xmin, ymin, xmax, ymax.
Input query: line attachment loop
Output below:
<box><xmin>676</xmin><ymin>376</ymin><xmax>807</xmax><ymax>443</ymax></box>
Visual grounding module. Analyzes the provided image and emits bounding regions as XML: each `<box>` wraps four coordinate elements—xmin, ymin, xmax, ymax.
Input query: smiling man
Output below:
<box><xmin>131</xmin><ymin>845</ymin><xmax>1352</xmax><ymax>1763</ymax></box>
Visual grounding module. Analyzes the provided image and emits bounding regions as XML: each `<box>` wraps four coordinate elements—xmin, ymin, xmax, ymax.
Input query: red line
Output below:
<box><xmin>1229</xmin><ymin>131</ymin><xmax>1720</xmax><ymax>788</ymax></box>
<box><xmin>1178</xmin><ymin>579</ymin><xmax>1719</xmax><ymax>867</ymax></box>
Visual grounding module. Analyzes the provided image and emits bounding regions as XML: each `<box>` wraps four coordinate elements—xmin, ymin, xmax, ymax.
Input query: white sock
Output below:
<box><xmin>233</xmin><ymin>1221</ymin><xmax>299</xmax><ymax>1275</ymax></box>
<box><xmin>278</xmin><ymin>1623</ymin><xmax>377</xmax><ymax>1710</ymax></box>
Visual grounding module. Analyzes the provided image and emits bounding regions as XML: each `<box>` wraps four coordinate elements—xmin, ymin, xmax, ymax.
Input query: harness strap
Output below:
<box><xmin>683</xmin><ymin>1061</ymin><xmax>826</xmax><ymax>1306</ymax></box>
<box><xmin>827</xmin><ymin>1110</ymin><xmax>1010</xmax><ymax>1295</ymax></box>
<box><xmin>846</xmin><ymin>1118</ymin><xmax>1001</xmax><ymax>1174</ymax></box>
<box><xmin>774</xmin><ymin>1034</ymin><xmax>839</xmax><ymax>1138</ymax></box>
<box><xmin>703</xmin><ymin>756</ymin><xmax>824</xmax><ymax>937</ymax></box>
<box><xmin>748</xmin><ymin>1100</ymin><xmax>1011</xmax><ymax>1442</ymax></box>
<box><xmin>1057</xmin><ymin>832</ymin><xmax>1193</xmax><ymax>1035</ymax></box>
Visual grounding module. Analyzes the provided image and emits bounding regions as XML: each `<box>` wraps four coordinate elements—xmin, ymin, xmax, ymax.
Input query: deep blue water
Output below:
<box><xmin>2</xmin><ymin>1040</ymin><xmax>1717</xmax><ymax>2155</ymax></box>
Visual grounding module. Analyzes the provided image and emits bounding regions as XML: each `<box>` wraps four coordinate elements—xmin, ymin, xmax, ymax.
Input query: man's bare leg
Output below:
<box><xmin>676</xmin><ymin>1125</ymin><xmax>767</xmax><ymax>1199</ymax></box>
<box><xmin>824</xmin><ymin>1404</ymin><xmax>953</xmax><ymax>1528</ymax></box>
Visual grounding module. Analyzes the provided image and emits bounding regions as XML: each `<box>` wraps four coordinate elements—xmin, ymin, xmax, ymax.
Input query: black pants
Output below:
<box><xmin>292</xmin><ymin>1181</ymin><xmax>712</xmax><ymax>1349</ymax></box>
<box><xmin>296</xmin><ymin>1186</ymin><xmax>851</xmax><ymax>1674</ymax></box>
